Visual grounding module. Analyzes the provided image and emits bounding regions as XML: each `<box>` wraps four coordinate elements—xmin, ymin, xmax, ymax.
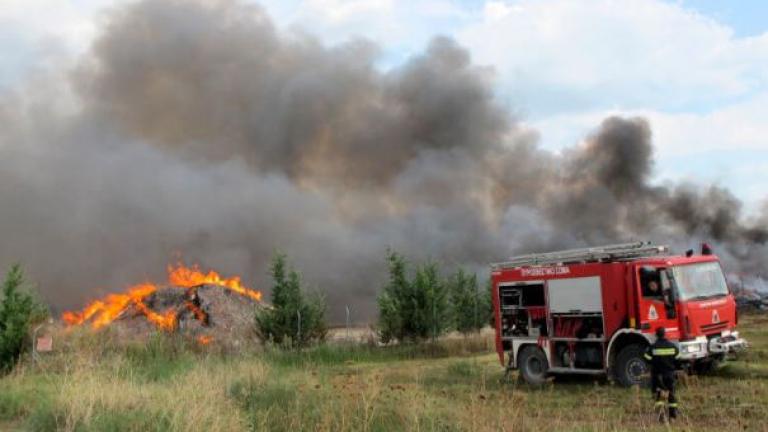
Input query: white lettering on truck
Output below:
<box><xmin>521</xmin><ymin>266</ymin><xmax>571</xmax><ymax>277</ymax></box>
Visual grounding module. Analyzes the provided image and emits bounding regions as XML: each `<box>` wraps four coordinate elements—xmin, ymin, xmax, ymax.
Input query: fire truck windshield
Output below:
<box><xmin>671</xmin><ymin>262</ymin><xmax>729</xmax><ymax>301</ymax></box>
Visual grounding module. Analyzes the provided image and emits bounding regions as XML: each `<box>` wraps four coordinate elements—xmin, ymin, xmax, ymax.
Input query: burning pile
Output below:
<box><xmin>62</xmin><ymin>263</ymin><xmax>263</xmax><ymax>344</ymax></box>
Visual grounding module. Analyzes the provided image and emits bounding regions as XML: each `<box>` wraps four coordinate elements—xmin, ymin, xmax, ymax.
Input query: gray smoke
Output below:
<box><xmin>0</xmin><ymin>0</ymin><xmax>765</xmax><ymax>321</ymax></box>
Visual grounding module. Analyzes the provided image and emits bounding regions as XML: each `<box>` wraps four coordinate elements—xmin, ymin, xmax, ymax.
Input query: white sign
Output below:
<box><xmin>712</xmin><ymin>310</ymin><xmax>720</xmax><ymax>324</ymax></box>
<box><xmin>648</xmin><ymin>305</ymin><xmax>659</xmax><ymax>320</ymax></box>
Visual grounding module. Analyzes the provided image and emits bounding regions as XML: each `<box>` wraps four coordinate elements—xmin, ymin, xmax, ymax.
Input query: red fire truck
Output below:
<box><xmin>491</xmin><ymin>242</ymin><xmax>747</xmax><ymax>386</ymax></box>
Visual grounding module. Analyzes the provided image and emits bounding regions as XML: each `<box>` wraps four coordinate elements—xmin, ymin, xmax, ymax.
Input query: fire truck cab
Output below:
<box><xmin>491</xmin><ymin>242</ymin><xmax>748</xmax><ymax>387</ymax></box>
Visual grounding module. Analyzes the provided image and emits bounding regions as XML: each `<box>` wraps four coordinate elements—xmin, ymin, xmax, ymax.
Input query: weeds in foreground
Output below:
<box><xmin>0</xmin><ymin>317</ymin><xmax>767</xmax><ymax>431</ymax></box>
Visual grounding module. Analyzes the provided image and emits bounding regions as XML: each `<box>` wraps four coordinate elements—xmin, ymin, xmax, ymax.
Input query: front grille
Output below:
<box><xmin>700</xmin><ymin>321</ymin><xmax>728</xmax><ymax>333</ymax></box>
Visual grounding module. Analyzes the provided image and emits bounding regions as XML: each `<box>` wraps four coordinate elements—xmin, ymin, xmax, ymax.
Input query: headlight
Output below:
<box><xmin>684</xmin><ymin>344</ymin><xmax>701</xmax><ymax>353</ymax></box>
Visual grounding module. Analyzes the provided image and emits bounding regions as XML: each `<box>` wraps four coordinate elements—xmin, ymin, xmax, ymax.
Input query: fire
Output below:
<box><xmin>168</xmin><ymin>263</ymin><xmax>262</xmax><ymax>301</ymax></box>
<box><xmin>62</xmin><ymin>283</ymin><xmax>158</xmax><ymax>329</ymax></box>
<box><xmin>197</xmin><ymin>335</ymin><xmax>213</xmax><ymax>345</ymax></box>
<box><xmin>62</xmin><ymin>263</ymin><xmax>261</xmax><ymax>331</ymax></box>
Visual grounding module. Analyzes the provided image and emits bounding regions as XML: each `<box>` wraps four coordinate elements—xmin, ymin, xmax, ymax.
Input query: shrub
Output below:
<box><xmin>255</xmin><ymin>253</ymin><xmax>327</xmax><ymax>348</ymax></box>
<box><xmin>0</xmin><ymin>264</ymin><xmax>47</xmax><ymax>372</ymax></box>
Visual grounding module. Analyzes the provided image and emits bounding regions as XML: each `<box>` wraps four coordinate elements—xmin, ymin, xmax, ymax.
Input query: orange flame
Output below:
<box><xmin>62</xmin><ymin>263</ymin><xmax>261</xmax><ymax>331</ymax></box>
<box><xmin>62</xmin><ymin>283</ymin><xmax>158</xmax><ymax>329</ymax></box>
<box><xmin>197</xmin><ymin>335</ymin><xmax>213</xmax><ymax>345</ymax></box>
<box><xmin>168</xmin><ymin>263</ymin><xmax>262</xmax><ymax>301</ymax></box>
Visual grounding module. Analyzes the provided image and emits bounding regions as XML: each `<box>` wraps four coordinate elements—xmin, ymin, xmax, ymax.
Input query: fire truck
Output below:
<box><xmin>491</xmin><ymin>242</ymin><xmax>748</xmax><ymax>386</ymax></box>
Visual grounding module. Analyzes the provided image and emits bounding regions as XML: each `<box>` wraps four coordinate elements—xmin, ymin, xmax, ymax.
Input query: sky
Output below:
<box><xmin>1</xmin><ymin>0</ymin><xmax>767</xmax><ymax>212</ymax></box>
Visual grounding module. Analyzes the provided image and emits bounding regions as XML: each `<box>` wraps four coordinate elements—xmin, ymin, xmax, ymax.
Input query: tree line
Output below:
<box><xmin>256</xmin><ymin>249</ymin><xmax>492</xmax><ymax>347</ymax></box>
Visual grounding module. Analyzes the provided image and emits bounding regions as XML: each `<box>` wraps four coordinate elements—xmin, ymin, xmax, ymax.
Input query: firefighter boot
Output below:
<box><xmin>668</xmin><ymin>404</ymin><xmax>678</xmax><ymax>420</ymax></box>
<box><xmin>667</xmin><ymin>381</ymin><xmax>678</xmax><ymax>420</ymax></box>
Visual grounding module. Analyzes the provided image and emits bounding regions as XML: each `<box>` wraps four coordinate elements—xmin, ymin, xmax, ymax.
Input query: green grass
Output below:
<box><xmin>121</xmin><ymin>333</ymin><xmax>194</xmax><ymax>382</ymax></box>
<box><xmin>0</xmin><ymin>315</ymin><xmax>766</xmax><ymax>431</ymax></box>
<box><xmin>261</xmin><ymin>335</ymin><xmax>491</xmax><ymax>368</ymax></box>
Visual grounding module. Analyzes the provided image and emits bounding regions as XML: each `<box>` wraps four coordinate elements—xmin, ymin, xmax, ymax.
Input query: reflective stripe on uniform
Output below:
<box><xmin>668</xmin><ymin>403</ymin><xmax>678</xmax><ymax>408</ymax></box>
<box><xmin>644</xmin><ymin>354</ymin><xmax>652</xmax><ymax>360</ymax></box>
<box><xmin>651</xmin><ymin>348</ymin><xmax>677</xmax><ymax>356</ymax></box>
<box><xmin>655</xmin><ymin>401</ymin><xmax>666</xmax><ymax>407</ymax></box>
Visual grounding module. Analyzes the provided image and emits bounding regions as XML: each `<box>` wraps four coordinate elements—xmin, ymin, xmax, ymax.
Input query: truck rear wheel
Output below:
<box><xmin>518</xmin><ymin>345</ymin><xmax>549</xmax><ymax>386</ymax></box>
<box><xmin>614</xmin><ymin>344</ymin><xmax>649</xmax><ymax>388</ymax></box>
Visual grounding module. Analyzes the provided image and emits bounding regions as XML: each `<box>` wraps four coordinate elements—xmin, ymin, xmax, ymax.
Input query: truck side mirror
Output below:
<box><xmin>663</xmin><ymin>290</ymin><xmax>676</xmax><ymax>318</ymax></box>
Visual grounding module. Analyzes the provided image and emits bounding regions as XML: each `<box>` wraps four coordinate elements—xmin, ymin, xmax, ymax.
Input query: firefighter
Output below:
<box><xmin>644</xmin><ymin>327</ymin><xmax>680</xmax><ymax>420</ymax></box>
<box><xmin>646</xmin><ymin>280</ymin><xmax>661</xmax><ymax>296</ymax></box>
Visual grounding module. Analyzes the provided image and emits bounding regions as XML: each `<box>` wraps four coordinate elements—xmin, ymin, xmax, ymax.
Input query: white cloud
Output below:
<box><xmin>483</xmin><ymin>1</ymin><xmax>523</xmax><ymax>21</ymax></box>
<box><xmin>458</xmin><ymin>0</ymin><xmax>768</xmax><ymax>115</ymax></box>
<box><xmin>258</xmin><ymin>0</ymin><xmax>473</xmax><ymax>64</ymax></box>
<box><xmin>0</xmin><ymin>0</ymin><xmax>116</xmax><ymax>88</ymax></box>
<box><xmin>532</xmin><ymin>92</ymin><xmax>768</xmax><ymax>157</ymax></box>
<box><xmin>0</xmin><ymin>0</ymin><xmax>114</xmax><ymax>54</ymax></box>
<box><xmin>304</xmin><ymin>0</ymin><xmax>393</xmax><ymax>22</ymax></box>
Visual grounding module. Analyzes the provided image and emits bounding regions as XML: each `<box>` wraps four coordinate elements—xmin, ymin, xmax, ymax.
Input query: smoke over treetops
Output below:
<box><xmin>0</xmin><ymin>0</ymin><xmax>765</xmax><ymax>320</ymax></box>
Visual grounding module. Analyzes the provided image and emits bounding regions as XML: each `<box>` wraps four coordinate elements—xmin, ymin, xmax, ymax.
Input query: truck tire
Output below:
<box><xmin>518</xmin><ymin>345</ymin><xmax>549</xmax><ymax>386</ymax></box>
<box><xmin>614</xmin><ymin>344</ymin><xmax>650</xmax><ymax>388</ymax></box>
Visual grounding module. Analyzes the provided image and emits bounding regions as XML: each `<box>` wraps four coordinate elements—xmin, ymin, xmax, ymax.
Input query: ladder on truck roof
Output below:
<box><xmin>491</xmin><ymin>241</ymin><xmax>669</xmax><ymax>270</ymax></box>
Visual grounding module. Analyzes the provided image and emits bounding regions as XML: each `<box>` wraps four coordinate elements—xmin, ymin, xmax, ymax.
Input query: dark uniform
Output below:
<box><xmin>644</xmin><ymin>328</ymin><xmax>680</xmax><ymax>420</ymax></box>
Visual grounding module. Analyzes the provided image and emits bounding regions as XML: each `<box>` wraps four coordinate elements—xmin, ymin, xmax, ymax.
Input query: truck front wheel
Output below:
<box><xmin>614</xmin><ymin>344</ymin><xmax>649</xmax><ymax>388</ymax></box>
<box><xmin>518</xmin><ymin>345</ymin><xmax>549</xmax><ymax>386</ymax></box>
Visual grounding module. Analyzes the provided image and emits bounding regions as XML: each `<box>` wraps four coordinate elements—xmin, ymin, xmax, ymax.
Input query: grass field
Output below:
<box><xmin>0</xmin><ymin>315</ymin><xmax>766</xmax><ymax>432</ymax></box>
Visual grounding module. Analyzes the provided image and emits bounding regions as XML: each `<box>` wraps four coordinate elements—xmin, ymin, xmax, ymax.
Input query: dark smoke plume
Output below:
<box><xmin>0</xmin><ymin>0</ymin><xmax>765</xmax><ymax>321</ymax></box>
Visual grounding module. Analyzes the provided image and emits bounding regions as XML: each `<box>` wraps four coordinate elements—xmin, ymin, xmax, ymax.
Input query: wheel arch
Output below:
<box><xmin>606</xmin><ymin>330</ymin><xmax>652</xmax><ymax>370</ymax></box>
<box><xmin>514</xmin><ymin>341</ymin><xmax>548</xmax><ymax>369</ymax></box>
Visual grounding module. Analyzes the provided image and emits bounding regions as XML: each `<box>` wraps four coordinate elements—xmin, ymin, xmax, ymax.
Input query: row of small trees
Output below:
<box><xmin>378</xmin><ymin>250</ymin><xmax>491</xmax><ymax>343</ymax></box>
<box><xmin>256</xmin><ymin>250</ymin><xmax>491</xmax><ymax>347</ymax></box>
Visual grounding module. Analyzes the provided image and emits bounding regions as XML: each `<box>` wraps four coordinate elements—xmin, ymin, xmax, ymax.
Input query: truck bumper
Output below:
<box><xmin>708</xmin><ymin>331</ymin><xmax>748</xmax><ymax>355</ymax></box>
<box><xmin>677</xmin><ymin>331</ymin><xmax>747</xmax><ymax>361</ymax></box>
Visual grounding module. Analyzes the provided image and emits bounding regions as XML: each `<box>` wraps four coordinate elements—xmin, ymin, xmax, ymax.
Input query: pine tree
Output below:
<box><xmin>377</xmin><ymin>251</ymin><xmax>450</xmax><ymax>343</ymax></box>
<box><xmin>255</xmin><ymin>253</ymin><xmax>326</xmax><ymax>347</ymax></box>
<box><xmin>0</xmin><ymin>264</ymin><xmax>47</xmax><ymax>372</ymax></box>
<box><xmin>377</xmin><ymin>250</ymin><xmax>407</xmax><ymax>343</ymax></box>
<box><xmin>450</xmin><ymin>269</ymin><xmax>482</xmax><ymax>334</ymax></box>
<box><xmin>417</xmin><ymin>261</ymin><xmax>449</xmax><ymax>341</ymax></box>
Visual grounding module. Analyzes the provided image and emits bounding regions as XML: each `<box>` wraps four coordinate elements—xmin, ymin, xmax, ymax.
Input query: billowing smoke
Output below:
<box><xmin>0</xmin><ymin>0</ymin><xmax>765</xmax><ymax>320</ymax></box>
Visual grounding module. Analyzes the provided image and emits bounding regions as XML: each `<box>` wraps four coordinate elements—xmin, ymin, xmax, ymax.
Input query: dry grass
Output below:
<box><xmin>1</xmin><ymin>316</ymin><xmax>767</xmax><ymax>431</ymax></box>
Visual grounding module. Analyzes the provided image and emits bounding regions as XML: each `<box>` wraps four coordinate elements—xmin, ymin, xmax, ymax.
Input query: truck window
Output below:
<box><xmin>671</xmin><ymin>262</ymin><xmax>729</xmax><ymax>301</ymax></box>
<box><xmin>641</xmin><ymin>269</ymin><xmax>662</xmax><ymax>299</ymax></box>
<box><xmin>640</xmin><ymin>267</ymin><xmax>676</xmax><ymax>317</ymax></box>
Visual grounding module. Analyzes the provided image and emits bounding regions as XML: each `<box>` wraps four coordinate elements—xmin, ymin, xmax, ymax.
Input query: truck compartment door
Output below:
<box><xmin>548</xmin><ymin>276</ymin><xmax>603</xmax><ymax>313</ymax></box>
